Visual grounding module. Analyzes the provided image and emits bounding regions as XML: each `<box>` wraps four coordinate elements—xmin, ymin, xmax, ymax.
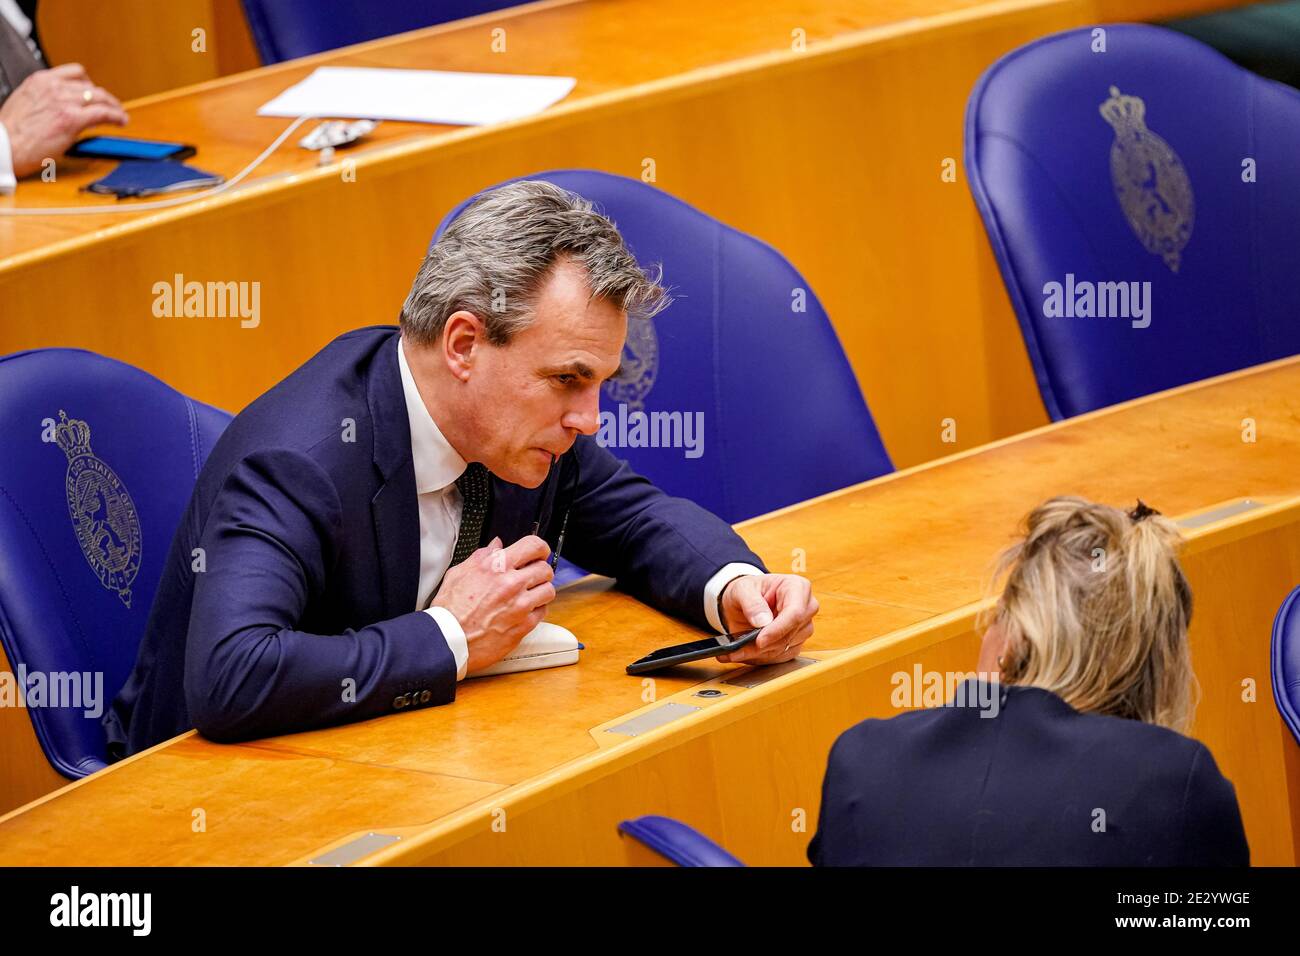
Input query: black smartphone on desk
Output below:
<box><xmin>626</xmin><ymin>628</ymin><xmax>761</xmax><ymax>675</ymax></box>
<box><xmin>67</xmin><ymin>135</ymin><xmax>197</xmax><ymax>161</ymax></box>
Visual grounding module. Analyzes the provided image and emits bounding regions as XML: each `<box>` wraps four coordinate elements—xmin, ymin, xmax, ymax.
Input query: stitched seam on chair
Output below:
<box><xmin>185</xmin><ymin>398</ymin><xmax>201</xmax><ymax>480</ymax></box>
<box><xmin>0</xmin><ymin>484</ymin><xmax>96</xmax><ymax>662</ymax></box>
<box><xmin>0</xmin><ymin>483</ymin><xmax>98</xmax><ymax>773</ymax></box>
<box><xmin>975</xmin><ymin>130</ymin><xmax>1114</xmax><ymax>417</ymax></box>
<box><xmin>965</xmin><ymin>84</ymin><xmax>1061</xmax><ymax>420</ymax></box>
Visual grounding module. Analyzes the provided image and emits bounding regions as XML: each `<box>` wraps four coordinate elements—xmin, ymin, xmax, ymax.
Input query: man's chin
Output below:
<box><xmin>501</xmin><ymin>453</ymin><xmax>552</xmax><ymax>488</ymax></box>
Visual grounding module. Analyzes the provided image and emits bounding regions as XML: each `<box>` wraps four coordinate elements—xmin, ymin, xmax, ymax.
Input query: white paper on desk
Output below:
<box><xmin>257</xmin><ymin>66</ymin><xmax>576</xmax><ymax>125</ymax></box>
<box><xmin>469</xmin><ymin>622</ymin><xmax>581</xmax><ymax>678</ymax></box>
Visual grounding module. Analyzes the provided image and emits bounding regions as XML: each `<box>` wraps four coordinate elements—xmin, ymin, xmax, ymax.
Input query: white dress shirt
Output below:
<box><xmin>396</xmin><ymin>336</ymin><xmax>764</xmax><ymax>681</ymax></box>
<box><xmin>0</xmin><ymin>0</ymin><xmax>36</xmax><ymax>196</ymax></box>
<box><xmin>398</xmin><ymin>336</ymin><xmax>473</xmax><ymax>680</ymax></box>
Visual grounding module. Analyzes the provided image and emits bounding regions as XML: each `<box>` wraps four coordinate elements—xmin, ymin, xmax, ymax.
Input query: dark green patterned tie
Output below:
<box><xmin>449</xmin><ymin>462</ymin><xmax>490</xmax><ymax>567</ymax></box>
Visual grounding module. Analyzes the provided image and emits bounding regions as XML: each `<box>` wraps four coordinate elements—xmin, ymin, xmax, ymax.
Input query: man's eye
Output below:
<box><xmin>554</xmin><ymin>374</ymin><xmax>576</xmax><ymax>386</ymax></box>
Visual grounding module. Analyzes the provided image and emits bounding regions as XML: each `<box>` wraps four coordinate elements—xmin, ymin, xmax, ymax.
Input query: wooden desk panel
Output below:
<box><xmin>0</xmin><ymin>355</ymin><xmax>1295</xmax><ymax>865</ymax></box>
<box><xmin>0</xmin><ymin>0</ymin><xmax>1250</xmax><ymax>468</ymax></box>
<box><xmin>38</xmin><ymin>0</ymin><xmax>261</xmax><ymax>102</ymax></box>
<box><xmin>0</xmin><ymin>734</ymin><xmax>504</xmax><ymax>866</ymax></box>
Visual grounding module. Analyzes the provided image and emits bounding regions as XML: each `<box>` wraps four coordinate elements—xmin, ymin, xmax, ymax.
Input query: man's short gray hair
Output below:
<box><xmin>401</xmin><ymin>180</ymin><xmax>671</xmax><ymax>346</ymax></box>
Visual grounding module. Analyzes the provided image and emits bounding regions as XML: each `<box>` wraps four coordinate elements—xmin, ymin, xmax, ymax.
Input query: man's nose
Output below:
<box><xmin>565</xmin><ymin>387</ymin><xmax>602</xmax><ymax>436</ymax></box>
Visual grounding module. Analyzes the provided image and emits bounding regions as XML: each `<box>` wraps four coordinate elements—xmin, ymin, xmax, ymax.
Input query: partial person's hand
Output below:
<box><xmin>431</xmin><ymin>534</ymin><xmax>555</xmax><ymax>675</ymax></box>
<box><xmin>0</xmin><ymin>64</ymin><xmax>128</xmax><ymax>178</ymax></box>
<box><xmin>717</xmin><ymin>573</ymin><xmax>819</xmax><ymax>665</ymax></box>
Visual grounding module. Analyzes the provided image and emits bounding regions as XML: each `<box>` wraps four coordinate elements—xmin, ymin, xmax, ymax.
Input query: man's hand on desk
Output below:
<box><xmin>717</xmin><ymin>573</ymin><xmax>819</xmax><ymax>665</ymax></box>
<box><xmin>0</xmin><ymin>63</ymin><xmax>128</xmax><ymax>179</ymax></box>
<box><xmin>431</xmin><ymin>534</ymin><xmax>556</xmax><ymax>676</ymax></box>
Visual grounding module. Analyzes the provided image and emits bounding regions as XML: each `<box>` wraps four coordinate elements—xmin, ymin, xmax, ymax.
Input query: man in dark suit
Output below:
<box><xmin>103</xmin><ymin>179</ymin><xmax>819</xmax><ymax>756</ymax></box>
<box><xmin>0</xmin><ymin>1</ymin><xmax>127</xmax><ymax>192</ymax></box>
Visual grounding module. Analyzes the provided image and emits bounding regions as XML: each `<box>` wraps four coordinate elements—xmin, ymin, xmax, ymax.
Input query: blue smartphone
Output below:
<box><xmin>67</xmin><ymin>136</ymin><xmax>196</xmax><ymax>161</ymax></box>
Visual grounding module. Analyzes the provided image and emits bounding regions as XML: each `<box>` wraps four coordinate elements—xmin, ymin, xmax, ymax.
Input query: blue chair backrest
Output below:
<box><xmin>1273</xmin><ymin>585</ymin><xmax>1300</xmax><ymax>747</ymax></box>
<box><xmin>0</xmin><ymin>349</ymin><xmax>231</xmax><ymax>777</ymax></box>
<box><xmin>618</xmin><ymin>815</ymin><xmax>745</xmax><ymax>866</ymax></box>
<box><xmin>965</xmin><ymin>24</ymin><xmax>1300</xmax><ymax>420</ymax></box>
<box><xmin>241</xmin><ymin>0</ymin><xmax>522</xmax><ymax>63</ymax></box>
<box><xmin>430</xmin><ymin>170</ymin><xmax>893</xmax><ymax>524</ymax></box>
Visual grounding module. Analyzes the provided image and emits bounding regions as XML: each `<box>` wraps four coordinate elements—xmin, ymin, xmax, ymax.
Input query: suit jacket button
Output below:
<box><xmin>419</xmin><ymin>690</ymin><xmax>432</xmax><ymax>704</ymax></box>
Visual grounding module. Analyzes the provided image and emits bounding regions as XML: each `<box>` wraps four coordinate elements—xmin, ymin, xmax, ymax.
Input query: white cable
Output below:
<box><xmin>0</xmin><ymin>115</ymin><xmax>312</xmax><ymax>216</ymax></box>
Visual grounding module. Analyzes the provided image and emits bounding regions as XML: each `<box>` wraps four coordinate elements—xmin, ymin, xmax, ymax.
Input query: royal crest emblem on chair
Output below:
<box><xmin>1100</xmin><ymin>85</ymin><xmax>1195</xmax><ymax>272</ymax></box>
<box><xmin>603</xmin><ymin>314</ymin><xmax>659</xmax><ymax>412</ymax></box>
<box><xmin>52</xmin><ymin>410</ymin><xmax>142</xmax><ymax>607</ymax></box>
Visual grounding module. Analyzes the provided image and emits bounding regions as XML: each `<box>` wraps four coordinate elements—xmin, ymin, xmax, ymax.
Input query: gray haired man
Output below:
<box><xmin>104</xmin><ymin>180</ymin><xmax>818</xmax><ymax>756</ymax></box>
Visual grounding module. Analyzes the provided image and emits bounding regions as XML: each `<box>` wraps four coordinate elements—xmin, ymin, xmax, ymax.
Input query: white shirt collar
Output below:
<box><xmin>397</xmin><ymin>335</ymin><xmax>466</xmax><ymax>494</ymax></box>
<box><xmin>0</xmin><ymin>1</ymin><xmax>32</xmax><ymax>39</ymax></box>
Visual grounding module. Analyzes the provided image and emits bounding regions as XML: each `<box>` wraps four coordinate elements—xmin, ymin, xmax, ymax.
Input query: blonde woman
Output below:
<box><xmin>808</xmin><ymin>496</ymin><xmax>1248</xmax><ymax>866</ymax></box>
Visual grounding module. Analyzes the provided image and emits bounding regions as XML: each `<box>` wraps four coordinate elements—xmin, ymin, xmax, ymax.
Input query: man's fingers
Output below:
<box><xmin>76</xmin><ymin>104</ymin><xmax>128</xmax><ymax>131</ymax></box>
<box><xmin>514</xmin><ymin>557</ymin><xmax>554</xmax><ymax>590</ymax></box>
<box><xmin>752</xmin><ymin>600</ymin><xmax>807</xmax><ymax>650</ymax></box>
<box><xmin>521</xmin><ymin>577</ymin><xmax>556</xmax><ymax>611</ymax></box>
<box><xmin>47</xmin><ymin>62</ymin><xmax>90</xmax><ymax>81</ymax></box>
<box><xmin>93</xmin><ymin>87</ymin><xmax>126</xmax><ymax>112</ymax></box>
<box><xmin>71</xmin><ymin>85</ymin><xmax>126</xmax><ymax>114</ymax></box>
<box><xmin>753</xmin><ymin>580</ymin><xmax>817</xmax><ymax>650</ymax></box>
<box><xmin>501</xmin><ymin>534</ymin><xmax>550</xmax><ymax>569</ymax></box>
<box><xmin>743</xmin><ymin>621</ymin><xmax>813</xmax><ymax>664</ymax></box>
<box><xmin>728</xmin><ymin>577</ymin><xmax>773</xmax><ymax>630</ymax></box>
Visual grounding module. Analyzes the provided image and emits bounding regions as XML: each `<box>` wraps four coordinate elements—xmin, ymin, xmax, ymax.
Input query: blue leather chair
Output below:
<box><xmin>241</xmin><ymin>0</ymin><xmax>522</xmax><ymax>63</ymax></box>
<box><xmin>1272</xmin><ymin>585</ymin><xmax>1300</xmax><ymax>747</ymax></box>
<box><xmin>431</xmin><ymin>170</ymin><xmax>893</xmax><ymax>524</ymax></box>
<box><xmin>618</xmin><ymin>815</ymin><xmax>745</xmax><ymax>866</ymax></box>
<box><xmin>966</xmin><ymin>24</ymin><xmax>1300</xmax><ymax>420</ymax></box>
<box><xmin>0</xmin><ymin>349</ymin><xmax>230</xmax><ymax>778</ymax></box>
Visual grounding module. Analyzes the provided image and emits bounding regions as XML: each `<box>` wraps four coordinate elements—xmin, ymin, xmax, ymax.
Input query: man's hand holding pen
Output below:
<box><xmin>431</xmin><ymin>535</ymin><xmax>556</xmax><ymax>676</ymax></box>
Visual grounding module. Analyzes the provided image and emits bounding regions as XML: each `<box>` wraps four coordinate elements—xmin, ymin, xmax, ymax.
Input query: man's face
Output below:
<box><xmin>467</xmin><ymin>258</ymin><xmax>626</xmax><ymax>487</ymax></box>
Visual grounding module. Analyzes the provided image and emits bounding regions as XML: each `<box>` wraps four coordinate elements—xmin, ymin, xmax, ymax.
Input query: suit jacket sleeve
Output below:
<box><xmin>183</xmin><ymin>448</ymin><xmax>457</xmax><ymax>743</ymax></box>
<box><xmin>558</xmin><ymin>436</ymin><xmax>767</xmax><ymax>631</ymax></box>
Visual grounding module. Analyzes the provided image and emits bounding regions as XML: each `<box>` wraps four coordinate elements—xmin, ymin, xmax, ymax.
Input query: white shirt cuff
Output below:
<box><xmin>703</xmin><ymin>563</ymin><xmax>766</xmax><ymax>633</ymax></box>
<box><xmin>424</xmin><ymin>606</ymin><xmax>468</xmax><ymax>681</ymax></box>
<box><xmin>0</xmin><ymin>121</ymin><xmax>16</xmax><ymax>195</ymax></box>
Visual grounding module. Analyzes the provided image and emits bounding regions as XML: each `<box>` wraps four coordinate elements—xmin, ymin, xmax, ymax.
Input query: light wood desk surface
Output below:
<box><xmin>0</xmin><ymin>0</ymin><xmax>1248</xmax><ymax>467</ymax></box>
<box><xmin>0</xmin><ymin>355</ymin><xmax>1295</xmax><ymax>865</ymax></box>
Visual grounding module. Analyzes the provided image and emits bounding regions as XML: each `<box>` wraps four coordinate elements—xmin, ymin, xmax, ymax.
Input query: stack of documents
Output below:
<box><xmin>258</xmin><ymin>66</ymin><xmax>577</xmax><ymax>125</ymax></box>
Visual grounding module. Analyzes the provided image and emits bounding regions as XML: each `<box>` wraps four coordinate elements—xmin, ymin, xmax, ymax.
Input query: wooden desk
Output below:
<box><xmin>1</xmin><ymin>355</ymin><xmax>1296</xmax><ymax>865</ymax></box>
<box><xmin>0</xmin><ymin>0</ymin><xmax>1248</xmax><ymax>469</ymax></box>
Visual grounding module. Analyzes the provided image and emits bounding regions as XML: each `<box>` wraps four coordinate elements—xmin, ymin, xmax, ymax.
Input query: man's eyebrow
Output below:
<box><xmin>543</xmin><ymin>361</ymin><xmax>623</xmax><ymax>381</ymax></box>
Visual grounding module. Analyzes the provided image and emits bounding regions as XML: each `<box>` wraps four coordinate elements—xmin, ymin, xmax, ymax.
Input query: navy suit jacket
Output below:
<box><xmin>103</xmin><ymin>326</ymin><xmax>766</xmax><ymax>756</ymax></box>
<box><xmin>808</xmin><ymin>681</ymin><xmax>1249</xmax><ymax>866</ymax></box>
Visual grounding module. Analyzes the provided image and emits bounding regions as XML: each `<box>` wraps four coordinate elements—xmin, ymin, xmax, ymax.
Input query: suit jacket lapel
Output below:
<box><xmin>367</xmin><ymin>331</ymin><xmax>421</xmax><ymax>617</ymax></box>
<box><xmin>0</xmin><ymin>15</ymin><xmax>42</xmax><ymax>102</ymax></box>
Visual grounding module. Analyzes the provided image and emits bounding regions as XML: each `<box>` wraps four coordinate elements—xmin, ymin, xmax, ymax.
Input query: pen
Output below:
<box><xmin>530</xmin><ymin>452</ymin><xmax>575</xmax><ymax>571</ymax></box>
<box><xmin>530</xmin><ymin>455</ymin><xmax>556</xmax><ymax>546</ymax></box>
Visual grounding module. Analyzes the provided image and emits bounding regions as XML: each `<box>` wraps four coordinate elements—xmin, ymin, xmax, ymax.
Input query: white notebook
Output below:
<box><xmin>469</xmin><ymin>622</ymin><xmax>582</xmax><ymax>678</ymax></box>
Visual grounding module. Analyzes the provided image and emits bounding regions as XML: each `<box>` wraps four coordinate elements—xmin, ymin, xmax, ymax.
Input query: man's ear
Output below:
<box><xmin>443</xmin><ymin>310</ymin><xmax>482</xmax><ymax>382</ymax></box>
